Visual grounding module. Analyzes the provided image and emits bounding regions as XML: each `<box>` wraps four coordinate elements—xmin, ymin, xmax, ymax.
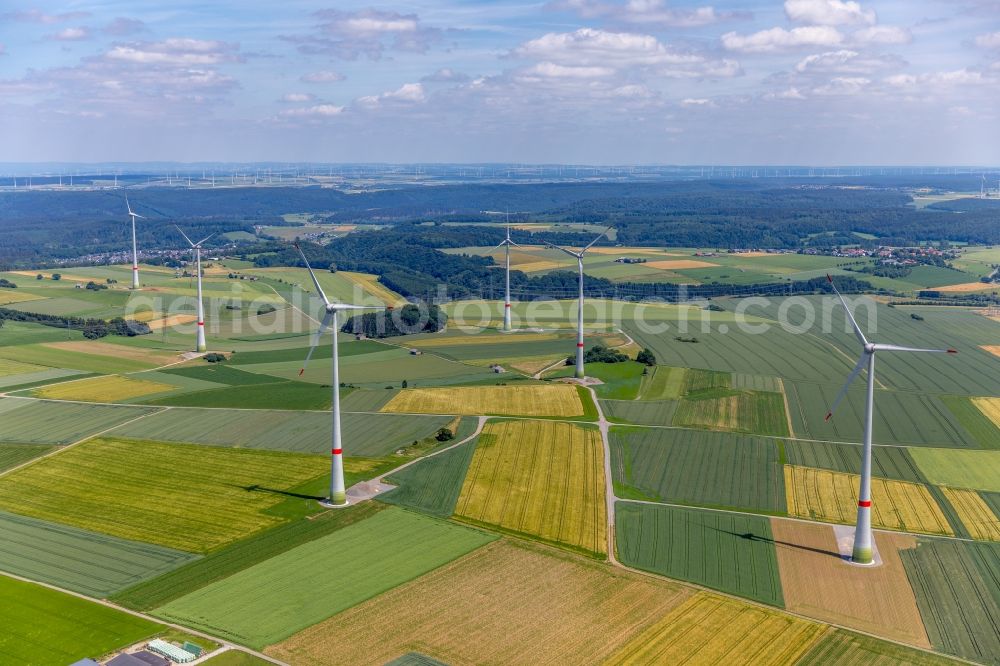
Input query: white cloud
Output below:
<box><xmin>48</xmin><ymin>27</ymin><xmax>91</xmax><ymax>41</ymax></box>
<box><xmin>279</xmin><ymin>104</ymin><xmax>344</xmax><ymax>118</ymax></box>
<box><xmin>548</xmin><ymin>0</ymin><xmax>748</xmax><ymax>28</ymax></box>
<box><xmin>285</xmin><ymin>8</ymin><xmax>442</xmax><ymax>60</ymax></box>
<box><xmin>280</xmin><ymin>93</ymin><xmax>316</xmax><ymax>102</ymax></box>
<box><xmin>722</xmin><ymin>26</ymin><xmax>843</xmax><ymax>53</ymax></box>
<box><xmin>357</xmin><ymin>82</ymin><xmax>426</xmax><ymax>107</ymax></box>
<box><xmin>885</xmin><ymin>69</ymin><xmax>987</xmax><ymax>88</ymax></box>
<box><xmin>795</xmin><ymin>49</ymin><xmax>902</xmax><ymax>74</ymax></box>
<box><xmin>105</xmin><ymin>39</ymin><xmax>241</xmax><ymax>66</ymax></box>
<box><xmin>852</xmin><ymin>25</ymin><xmax>911</xmax><ymax>45</ymax></box>
<box><xmin>522</xmin><ymin>62</ymin><xmax>617</xmax><ymax>78</ymax></box>
<box><xmin>784</xmin><ymin>0</ymin><xmax>875</xmax><ymax>26</ymax></box>
<box><xmin>3</xmin><ymin>9</ymin><xmax>90</xmax><ymax>24</ymax></box>
<box><xmin>300</xmin><ymin>70</ymin><xmax>345</xmax><ymax>83</ymax></box>
<box><xmin>812</xmin><ymin>76</ymin><xmax>869</xmax><ymax>95</ymax></box>
<box><xmin>975</xmin><ymin>31</ymin><xmax>1000</xmax><ymax>49</ymax></box>
<box><xmin>421</xmin><ymin>68</ymin><xmax>470</xmax><ymax>83</ymax></box>
<box><xmin>681</xmin><ymin>97</ymin><xmax>713</xmax><ymax>105</ymax></box>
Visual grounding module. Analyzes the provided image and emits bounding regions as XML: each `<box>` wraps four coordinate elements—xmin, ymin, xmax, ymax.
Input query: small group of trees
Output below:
<box><xmin>0</xmin><ymin>307</ymin><xmax>150</xmax><ymax>339</ymax></box>
<box><xmin>0</xmin><ymin>278</ymin><xmax>16</xmax><ymax>289</ymax></box>
<box><xmin>85</xmin><ymin>281</ymin><xmax>108</xmax><ymax>291</ymax></box>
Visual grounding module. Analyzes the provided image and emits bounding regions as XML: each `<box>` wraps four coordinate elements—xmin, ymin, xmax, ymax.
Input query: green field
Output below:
<box><xmin>785</xmin><ymin>381</ymin><xmax>979</xmax><ymax>448</ymax></box>
<box><xmin>0</xmin><ymin>444</ymin><xmax>52</xmax><ymax>472</ymax></box>
<box><xmin>940</xmin><ymin>396</ymin><xmax>1000</xmax><ymax>450</ymax></box>
<box><xmin>547</xmin><ymin>361</ymin><xmax>645</xmax><ymax>400</ymax></box>
<box><xmin>0</xmin><ymin>320</ymin><xmax>87</xmax><ymax>346</ymax></box>
<box><xmin>900</xmin><ymin>539</ymin><xmax>1000</xmax><ymax>664</ymax></box>
<box><xmin>638</xmin><ymin>366</ymin><xmax>686</xmax><ymax>400</ymax></box>
<box><xmin>159</xmin><ymin>364</ymin><xmax>285</xmax><ymax>385</ymax></box>
<box><xmin>673</xmin><ymin>389</ymin><xmax>789</xmax><ymax>437</ymax></box>
<box><xmin>0</xmin><ymin>342</ymin><xmax>158</xmax><ymax>374</ymax></box>
<box><xmin>156</xmin><ymin>508</ymin><xmax>495</xmax><ymax>649</ymax></box>
<box><xmin>384</xmin><ymin>654</ymin><xmax>449</xmax><ymax>666</ymax></box>
<box><xmin>0</xmin><ymin>399</ymin><xmax>157</xmax><ymax>445</ymax></box>
<box><xmin>0</xmin><ymin>510</ymin><xmax>197</xmax><ymax>597</ymax></box>
<box><xmin>0</xmin><ymin>574</ymin><xmax>163</xmax><ymax>665</ymax></box>
<box><xmin>601</xmin><ymin>399</ymin><xmax>678</xmax><ymax>426</ymax></box>
<box><xmin>145</xmin><ymin>379</ymin><xmax>333</xmax><ymax>410</ymax></box>
<box><xmin>0</xmin><ymin>437</ymin><xmax>329</xmax><ymax>553</ymax></box>
<box><xmin>615</xmin><ymin>502</ymin><xmax>784</xmax><ymax>606</ymax></box>
<box><xmin>910</xmin><ymin>449</ymin><xmax>1000</xmax><ymax>492</ymax></box>
<box><xmin>113</xmin><ymin>502</ymin><xmax>385</xmax><ymax>611</ymax></box>
<box><xmin>784</xmin><ymin>439</ymin><xmax>928</xmax><ymax>483</ymax></box>
<box><xmin>380</xmin><ymin>439</ymin><xmax>478</xmax><ymax>517</ymax></box>
<box><xmin>797</xmin><ymin>629</ymin><xmax>963</xmax><ymax>665</ymax></box>
<box><xmin>610</xmin><ymin>427</ymin><xmax>786</xmax><ymax>513</ymax></box>
<box><xmin>109</xmin><ymin>407</ymin><xmax>453</xmax><ymax>457</ymax></box>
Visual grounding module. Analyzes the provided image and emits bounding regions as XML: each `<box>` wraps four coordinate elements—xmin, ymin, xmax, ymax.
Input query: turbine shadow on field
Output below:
<box><xmin>708</xmin><ymin>527</ymin><xmax>840</xmax><ymax>560</ymax></box>
<box><xmin>236</xmin><ymin>483</ymin><xmax>326</xmax><ymax>501</ymax></box>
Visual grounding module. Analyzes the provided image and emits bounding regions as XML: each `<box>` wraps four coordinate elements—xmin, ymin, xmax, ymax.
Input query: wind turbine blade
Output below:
<box><xmin>582</xmin><ymin>226</ymin><xmax>614</xmax><ymax>253</ymax></box>
<box><xmin>174</xmin><ymin>226</ymin><xmax>195</xmax><ymax>247</ymax></box>
<box><xmin>541</xmin><ymin>239</ymin><xmax>579</xmax><ymax>258</ymax></box>
<box><xmin>825</xmin><ymin>354</ymin><xmax>868</xmax><ymax>421</ymax></box>
<box><xmin>487</xmin><ymin>241</ymin><xmax>506</xmax><ymax>254</ymax></box>
<box><xmin>872</xmin><ymin>343</ymin><xmax>957</xmax><ymax>354</ymax></box>
<box><xmin>125</xmin><ymin>194</ymin><xmax>134</xmax><ymax>216</ymax></box>
<box><xmin>133</xmin><ymin>213</ymin><xmax>146</xmax><ymax>219</ymax></box>
<box><xmin>293</xmin><ymin>243</ymin><xmax>332</xmax><ymax>306</ymax></box>
<box><xmin>195</xmin><ymin>233</ymin><xmax>215</xmax><ymax>246</ymax></box>
<box><xmin>827</xmin><ymin>274</ymin><xmax>868</xmax><ymax>346</ymax></box>
<box><xmin>508</xmin><ymin>239</ymin><xmax>523</xmax><ymax>248</ymax></box>
<box><xmin>299</xmin><ymin>310</ymin><xmax>334</xmax><ymax>376</ymax></box>
<box><xmin>334</xmin><ymin>303</ymin><xmax>382</xmax><ymax>311</ymax></box>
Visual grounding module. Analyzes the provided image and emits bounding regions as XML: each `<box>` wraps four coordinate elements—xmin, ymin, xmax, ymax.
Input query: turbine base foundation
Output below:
<box><xmin>833</xmin><ymin>524</ymin><xmax>882</xmax><ymax>567</ymax></box>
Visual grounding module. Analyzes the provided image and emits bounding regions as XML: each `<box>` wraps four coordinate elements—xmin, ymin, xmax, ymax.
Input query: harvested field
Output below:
<box><xmin>784</xmin><ymin>466</ymin><xmax>953</xmax><ymax>536</ymax></box>
<box><xmin>407</xmin><ymin>332</ymin><xmax>559</xmax><ymax>348</ymax></box>
<box><xmin>508</xmin><ymin>355</ymin><xmax>565</xmax><ymax>375</ymax></box>
<box><xmin>615</xmin><ymin>502</ymin><xmax>784</xmax><ymax>606</ymax></box>
<box><xmin>339</xmin><ymin>271</ymin><xmax>405</xmax><ymax>305</ymax></box>
<box><xmin>268</xmin><ymin>539</ymin><xmax>691</xmax><ymax>666</ymax></box>
<box><xmin>145</xmin><ymin>313</ymin><xmax>198</xmax><ymax>330</ymax></box>
<box><xmin>605</xmin><ymin>593</ymin><xmax>824</xmax><ymax>666</ymax></box>
<box><xmin>157</xmin><ymin>508</ymin><xmax>494</xmax><ymax>649</ymax></box>
<box><xmin>940</xmin><ymin>487</ymin><xmax>1000</xmax><ymax>541</ymax></box>
<box><xmin>982</xmin><ymin>345</ymin><xmax>1000</xmax><ymax>359</ymax></box>
<box><xmin>771</xmin><ymin>519</ymin><xmax>930</xmax><ymax>646</ymax></box>
<box><xmin>911</xmin><ymin>448</ymin><xmax>1000</xmax><ymax>492</ymax></box>
<box><xmin>646</xmin><ymin>259</ymin><xmax>719</xmax><ymax>270</ymax></box>
<box><xmin>0</xmin><ymin>358</ymin><xmax>48</xmax><ymax>376</ymax></box>
<box><xmin>901</xmin><ymin>539</ymin><xmax>1000</xmax><ymax>664</ymax></box>
<box><xmin>935</xmin><ymin>281</ymin><xmax>996</xmax><ymax>292</ymax></box>
<box><xmin>609</xmin><ymin>428</ymin><xmax>785</xmax><ymax>513</ymax></box>
<box><xmin>973</xmin><ymin>396</ymin><xmax>1000</xmax><ymax>430</ymax></box>
<box><xmin>798</xmin><ymin>629</ymin><xmax>961</xmax><ymax>665</ymax></box>
<box><xmin>0</xmin><ymin>437</ymin><xmax>329</xmax><ymax>553</ymax></box>
<box><xmin>673</xmin><ymin>390</ymin><xmax>790</xmax><ymax>436</ymax></box>
<box><xmin>0</xmin><ymin>574</ymin><xmax>163</xmax><ymax>666</ymax></box>
<box><xmin>455</xmin><ymin>420</ymin><xmax>606</xmax><ymax>555</ymax></box>
<box><xmin>33</xmin><ymin>374</ymin><xmax>175</xmax><ymax>402</ymax></box>
<box><xmin>382</xmin><ymin>384</ymin><xmax>585</xmax><ymax>417</ymax></box>
<box><xmin>43</xmin><ymin>340</ymin><xmax>182</xmax><ymax>366</ymax></box>
<box><xmin>0</xmin><ymin>399</ymin><xmax>157</xmax><ymax>445</ymax></box>
<box><xmin>509</xmin><ymin>259</ymin><xmax>565</xmax><ymax>272</ymax></box>
<box><xmin>0</xmin><ymin>289</ymin><xmax>44</xmax><ymax>305</ymax></box>
<box><xmin>0</xmin><ymin>510</ymin><xmax>196</xmax><ymax>597</ymax></box>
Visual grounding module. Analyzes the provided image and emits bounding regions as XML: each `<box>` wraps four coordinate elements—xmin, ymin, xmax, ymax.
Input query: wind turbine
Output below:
<box><xmin>125</xmin><ymin>196</ymin><xmax>145</xmax><ymax>289</ymax></box>
<box><xmin>824</xmin><ymin>275</ymin><xmax>956</xmax><ymax>564</ymax></box>
<box><xmin>488</xmin><ymin>212</ymin><xmax>520</xmax><ymax>331</ymax></box>
<box><xmin>544</xmin><ymin>227</ymin><xmax>613</xmax><ymax>379</ymax></box>
<box><xmin>294</xmin><ymin>243</ymin><xmax>385</xmax><ymax>506</ymax></box>
<box><xmin>175</xmin><ymin>227</ymin><xmax>214</xmax><ymax>353</ymax></box>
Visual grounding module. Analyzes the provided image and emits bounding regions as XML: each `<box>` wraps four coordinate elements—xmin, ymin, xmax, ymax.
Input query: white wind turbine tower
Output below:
<box><xmin>125</xmin><ymin>196</ymin><xmax>144</xmax><ymax>289</ymax></box>
<box><xmin>488</xmin><ymin>212</ymin><xmax>520</xmax><ymax>331</ymax></box>
<box><xmin>175</xmin><ymin>227</ymin><xmax>214</xmax><ymax>353</ymax></box>
<box><xmin>294</xmin><ymin>243</ymin><xmax>386</xmax><ymax>506</ymax></box>
<box><xmin>824</xmin><ymin>275</ymin><xmax>956</xmax><ymax>564</ymax></box>
<box><xmin>544</xmin><ymin>227</ymin><xmax>613</xmax><ymax>379</ymax></box>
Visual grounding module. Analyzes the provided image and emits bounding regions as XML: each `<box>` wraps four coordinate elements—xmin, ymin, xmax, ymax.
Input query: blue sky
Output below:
<box><xmin>1</xmin><ymin>1</ymin><xmax>997</xmax><ymax>164</ymax></box>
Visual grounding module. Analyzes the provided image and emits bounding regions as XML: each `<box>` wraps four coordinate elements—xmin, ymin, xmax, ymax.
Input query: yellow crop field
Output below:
<box><xmin>455</xmin><ymin>420</ymin><xmax>607</xmax><ymax>555</ymax></box>
<box><xmin>784</xmin><ymin>466</ymin><xmax>953</xmax><ymax>536</ymax></box>
<box><xmin>43</xmin><ymin>341</ymin><xmax>182</xmax><ymax>366</ymax></box>
<box><xmin>0</xmin><ymin>358</ymin><xmax>48</xmax><ymax>377</ymax></box>
<box><xmin>268</xmin><ymin>540</ymin><xmax>690</xmax><ymax>666</ymax></box>
<box><xmin>407</xmin><ymin>332</ymin><xmax>561</xmax><ymax>348</ymax></box>
<box><xmin>381</xmin><ymin>384</ymin><xmax>585</xmax><ymax>417</ymax></box>
<box><xmin>606</xmin><ymin>593</ymin><xmax>825</xmax><ymax>666</ymax></box>
<box><xmin>941</xmin><ymin>487</ymin><xmax>1000</xmax><ymax>541</ymax></box>
<box><xmin>972</xmin><ymin>397</ymin><xmax>1000</xmax><ymax>429</ymax></box>
<box><xmin>508</xmin><ymin>356</ymin><xmax>566</xmax><ymax>376</ymax></box>
<box><xmin>981</xmin><ymin>345</ymin><xmax>1000</xmax><ymax>359</ymax></box>
<box><xmin>33</xmin><ymin>374</ymin><xmax>175</xmax><ymax>403</ymax></box>
<box><xmin>145</xmin><ymin>314</ymin><xmax>198</xmax><ymax>330</ymax></box>
<box><xmin>936</xmin><ymin>282</ymin><xmax>995</xmax><ymax>292</ymax></box>
<box><xmin>645</xmin><ymin>259</ymin><xmax>719</xmax><ymax>270</ymax></box>
<box><xmin>339</xmin><ymin>271</ymin><xmax>405</xmax><ymax>306</ymax></box>
<box><xmin>0</xmin><ymin>289</ymin><xmax>44</xmax><ymax>306</ymax></box>
<box><xmin>512</xmin><ymin>259</ymin><xmax>566</xmax><ymax>272</ymax></box>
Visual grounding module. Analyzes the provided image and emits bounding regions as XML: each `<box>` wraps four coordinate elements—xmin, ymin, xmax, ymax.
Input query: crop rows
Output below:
<box><xmin>455</xmin><ymin>420</ymin><xmax>607</xmax><ymax>555</ymax></box>
<box><xmin>783</xmin><ymin>466</ymin><xmax>953</xmax><ymax>536</ymax></box>
<box><xmin>0</xmin><ymin>437</ymin><xmax>329</xmax><ymax>552</ymax></box>
<box><xmin>673</xmin><ymin>390</ymin><xmax>789</xmax><ymax>437</ymax></box>
<box><xmin>0</xmin><ymin>399</ymin><xmax>156</xmax><ymax>445</ymax></box>
<box><xmin>601</xmin><ymin>399</ymin><xmax>678</xmax><ymax>426</ymax></box>
<box><xmin>0</xmin><ymin>444</ymin><xmax>51</xmax><ymax>473</ymax></box>
<box><xmin>382</xmin><ymin>384</ymin><xmax>585</xmax><ymax>417</ymax></box>
<box><xmin>156</xmin><ymin>508</ymin><xmax>495</xmax><ymax>649</ymax></box>
<box><xmin>34</xmin><ymin>374</ymin><xmax>176</xmax><ymax>403</ymax></box>
<box><xmin>909</xmin><ymin>448</ymin><xmax>1000</xmax><ymax>492</ymax></box>
<box><xmin>940</xmin><ymin>488</ymin><xmax>1000</xmax><ymax>541</ymax></box>
<box><xmin>610</xmin><ymin>427</ymin><xmax>785</xmax><ymax>513</ymax></box>
<box><xmin>615</xmin><ymin>502</ymin><xmax>784</xmax><ymax>606</ymax></box>
<box><xmin>638</xmin><ymin>366</ymin><xmax>685</xmax><ymax>400</ymax></box>
<box><xmin>798</xmin><ymin>629</ymin><xmax>962</xmax><ymax>665</ymax></box>
<box><xmin>381</xmin><ymin>439</ymin><xmax>478</xmax><ymax>517</ymax></box>
<box><xmin>784</xmin><ymin>439</ymin><xmax>927</xmax><ymax>483</ymax></box>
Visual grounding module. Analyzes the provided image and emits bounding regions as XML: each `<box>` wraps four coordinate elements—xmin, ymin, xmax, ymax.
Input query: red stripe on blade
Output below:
<box><xmin>332</xmin><ymin>448</ymin><xmax>342</xmax><ymax>455</ymax></box>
